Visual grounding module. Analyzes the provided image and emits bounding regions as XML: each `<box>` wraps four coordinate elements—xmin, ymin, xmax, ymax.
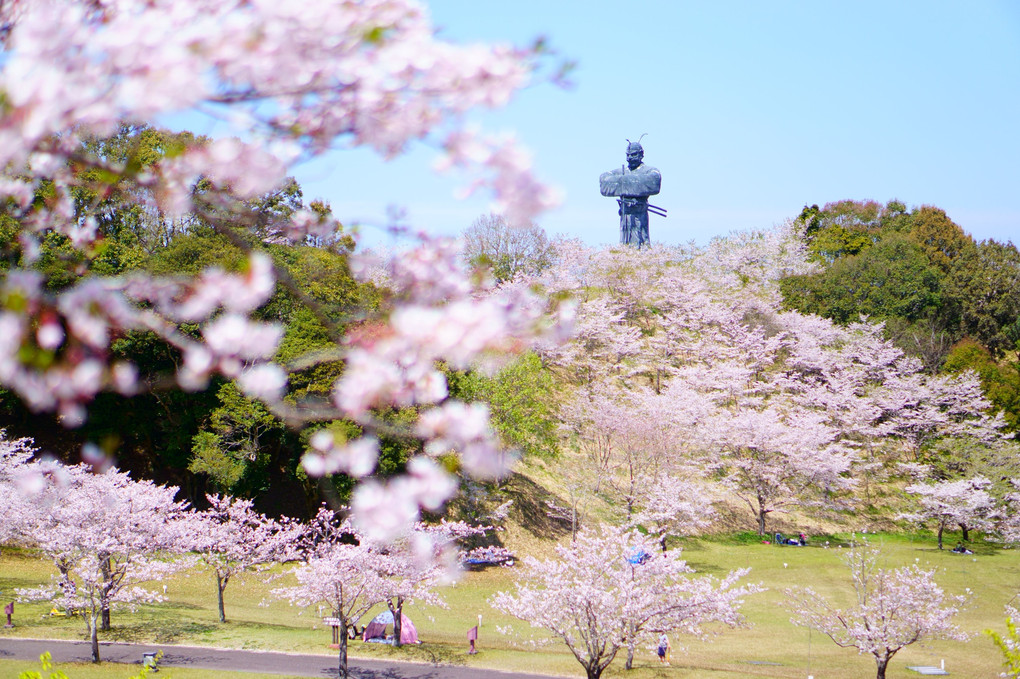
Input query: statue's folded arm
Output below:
<box><xmin>599</xmin><ymin>167</ymin><xmax>661</xmax><ymax>197</ymax></box>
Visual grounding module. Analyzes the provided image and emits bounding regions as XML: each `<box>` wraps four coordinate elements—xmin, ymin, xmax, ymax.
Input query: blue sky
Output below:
<box><xmin>194</xmin><ymin>1</ymin><xmax>1020</xmax><ymax>249</ymax></box>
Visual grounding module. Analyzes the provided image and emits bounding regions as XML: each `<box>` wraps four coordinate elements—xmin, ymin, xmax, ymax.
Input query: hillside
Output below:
<box><xmin>464</xmin><ymin>218</ymin><xmax>1019</xmax><ymax>547</ymax></box>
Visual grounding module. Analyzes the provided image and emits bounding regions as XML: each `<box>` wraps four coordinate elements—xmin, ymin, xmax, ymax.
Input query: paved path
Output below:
<box><xmin>0</xmin><ymin>637</ymin><xmax>562</xmax><ymax>679</ymax></box>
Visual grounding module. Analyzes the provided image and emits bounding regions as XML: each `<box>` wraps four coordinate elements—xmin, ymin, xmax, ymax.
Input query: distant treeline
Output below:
<box><xmin>781</xmin><ymin>199</ymin><xmax>1020</xmax><ymax>431</ymax></box>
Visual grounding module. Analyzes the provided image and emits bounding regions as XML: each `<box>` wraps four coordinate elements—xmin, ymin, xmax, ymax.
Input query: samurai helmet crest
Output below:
<box><xmin>626</xmin><ymin>133</ymin><xmax>647</xmax><ymax>154</ymax></box>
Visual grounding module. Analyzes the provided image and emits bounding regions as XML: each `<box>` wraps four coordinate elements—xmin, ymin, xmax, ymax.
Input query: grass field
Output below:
<box><xmin>0</xmin><ymin>657</ymin><xmax>311</xmax><ymax>679</ymax></box>
<box><xmin>1</xmin><ymin>531</ymin><xmax>1015</xmax><ymax>679</ymax></box>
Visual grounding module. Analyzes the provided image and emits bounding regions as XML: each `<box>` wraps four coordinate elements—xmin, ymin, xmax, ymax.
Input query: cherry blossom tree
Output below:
<box><xmin>297</xmin><ymin>504</ymin><xmax>503</xmax><ymax>648</ymax></box>
<box><xmin>562</xmin><ymin>388</ymin><xmax>666</xmax><ymax>509</ymax></box>
<box><xmin>872</xmin><ymin>368</ymin><xmax>1006</xmax><ymax>459</ymax></box>
<box><xmin>559</xmin><ymin>384</ymin><xmax>619</xmax><ymax>490</ymax></box>
<box><xmin>561</xmin><ymin>381</ymin><xmax>711</xmax><ymax>512</ymax></box>
<box><xmin>491</xmin><ymin>523</ymin><xmax>758</xmax><ymax>679</ymax></box>
<box><xmin>994</xmin><ymin>480</ymin><xmax>1020</xmax><ymax>546</ymax></box>
<box><xmin>544</xmin><ymin>458</ymin><xmax>596</xmax><ymax>542</ymax></box>
<box><xmin>185</xmin><ymin>494</ymin><xmax>304</xmax><ymax>623</ymax></box>
<box><xmin>374</xmin><ymin>519</ymin><xmax>490</xmax><ymax>646</ymax></box>
<box><xmin>0</xmin><ymin>430</ymin><xmax>38</xmax><ymax>547</ymax></box>
<box><xmin>903</xmin><ymin>476</ymin><xmax>995</xmax><ymax>549</ymax></box>
<box><xmin>273</xmin><ymin>511</ymin><xmax>386</xmax><ymax>679</ymax></box>
<box><xmin>629</xmin><ymin>472</ymin><xmax>716</xmax><ymax>552</ymax></box>
<box><xmin>0</xmin><ymin>0</ymin><xmax>572</xmax><ymax>545</ymax></box>
<box><xmin>787</xmin><ymin>542</ymin><xmax>968</xmax><ymax>679</ymax></box>
<box><xmin>547</xmin><ymin>297</ymin><xmax>644</xmax><ymax>385</ymax></box>
<box><xmin>15</xmin><ymin>463</ymin><xmax>192</xmax><ymax>662</ymax></box>
<box><xmin>777</xmin><ymin>316</ymin><xmax>907</xmax><ymax>501</ymax></box>
<box><xmin>710</xmin><ymin>405</ymin><xmax>855</xmax><ymax>535</ymax></box>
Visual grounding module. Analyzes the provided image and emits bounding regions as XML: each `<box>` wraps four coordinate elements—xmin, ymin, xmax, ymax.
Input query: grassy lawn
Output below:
<box><xmin>1</xmin><ymin>532</ymin><xmax>1015</xmax><ymax>679</ymax></box>
<box><xmin>0</xmin><ymin>657</ymin><xmax>312</xmax><ymax>679</ymax></box>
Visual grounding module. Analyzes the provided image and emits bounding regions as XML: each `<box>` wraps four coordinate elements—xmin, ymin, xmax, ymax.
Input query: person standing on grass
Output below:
<box><xmin>657</xmin><ymin>633</ymin><xmax>670</xmax><ymax>665</ymax></box>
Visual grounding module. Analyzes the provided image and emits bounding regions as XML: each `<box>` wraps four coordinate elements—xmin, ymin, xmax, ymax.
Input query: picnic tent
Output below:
<box><xmin>362</xmin><ymin>609</ymin><xmax>419</xmax><ymax>645</ymax></box>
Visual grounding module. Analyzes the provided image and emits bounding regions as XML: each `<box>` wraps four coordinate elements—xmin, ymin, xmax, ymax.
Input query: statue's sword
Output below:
<box><xmin>616</xmin><ymin>200</ymin><xmax>666</xmax><ymax>218</ymax></box>
<box><xmin>615</xmin><ymin>164</ymin><xmax>666</xmax><ymax>217</ymax></box>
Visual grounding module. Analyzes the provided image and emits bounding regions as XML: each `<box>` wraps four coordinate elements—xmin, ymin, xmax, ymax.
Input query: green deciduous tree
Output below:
<box><xmin>800</xmin><ymin>200</ymin><xmax>881</xmax><ymax>264</ymax></box>
<box><xmin>189</xmin><ymin>382</ymin><xmax>285</xmax><ymax>493</ymax></box>
<box><xmin>988</xmin><ymin>611</ymin><xmax>1020</xmax><ymax>679</ymax></box>
<box><xmin>781</xmin><ymin>232</ymin><xmax>943</xmax><ymax>324</ymax></box>
<box><xmin>945</xmin><ymin>239</ymin><xmax>1020</xmax><ymax>358</ymax></box>
<box><xmin>781</xmin><ymin>200</ymin><xmax>1016</xmax><ymax>371</ymax></box>
<box><xmin>907</xmin><ymin>205</ymin><xmax>975</xmax><ymax>276</ymax></box>
<box><xmin>453</xmin><ymin>352</ymin><xmax>559</xmax><ymax>460</ymax></box>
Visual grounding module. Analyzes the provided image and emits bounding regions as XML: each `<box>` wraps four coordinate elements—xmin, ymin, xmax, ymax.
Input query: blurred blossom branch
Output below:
<box><xmin>0</xmin><ymin>0</ymin><xmax>571</xmax><ymax>541</ymax></box>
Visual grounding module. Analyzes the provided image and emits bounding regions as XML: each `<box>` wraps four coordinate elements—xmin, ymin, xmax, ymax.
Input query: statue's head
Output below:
<box><xmin>626</xmin><ymin>139</ymin><xmax>644</xmax><ymax>169</ymax></box>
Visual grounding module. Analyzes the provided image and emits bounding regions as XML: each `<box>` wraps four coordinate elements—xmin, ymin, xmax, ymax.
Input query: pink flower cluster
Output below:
<box><xmin>0</xmin><ymin>0</ymin><xmax>567</xmax><ymax>545</ymax></box>
<box><xmin>351</xmin><ymin>457</ymin><xmax>458</xmax><ymax>543</ymax></box>
<box><xmin>312</xmin><ymin>237</ymin><xmax>570</xmax><ymax>540</ymax></box>
<box><xmin>0</xmin><ymin>0</ymin><xmax>550</xmax><ymax>254</ymax></box>
<box><xmin>0</xmin><ymin>251</ymin><xmax>283</xmax><ymax>420</ymax></box>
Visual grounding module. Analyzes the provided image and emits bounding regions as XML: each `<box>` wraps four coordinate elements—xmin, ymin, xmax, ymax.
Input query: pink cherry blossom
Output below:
<box><xmin>183</xmin><ymin>493</ymin><xmax>303</xmax><ymax>623</ymax></box>
<box><xmin>788</xmin><ymin>541</ymin><xmax>968</xmax><ymax>679</ymax></box>
<box><xmin>303</xmin><ymin>431</ymin><xmax>379</xmax><ymax>478</ymax></box>
<box><xmin>903</xmin><ymin>476</ymin><xmax>994</xmax><ymax>549</ymax></box>
<box><xmin>272</xmin><ymin>537</ymin><xmax>386</xmax><ymax>679</ymax></box>
<box><xmin>12</xmin><ymin>460</ymin><xmax>193</xmax><ymax>662</ymax></box>
<box><xmin>492</xmin><ymin>523</ymin><xmax>760</xmax><ymax>679</ymax></box>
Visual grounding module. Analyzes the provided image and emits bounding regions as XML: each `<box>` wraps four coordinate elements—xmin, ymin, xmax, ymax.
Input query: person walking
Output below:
<box><xmin>656</xmin><ymin>633</ymin><xmax>671</xmax><ymax>665</ymax></box>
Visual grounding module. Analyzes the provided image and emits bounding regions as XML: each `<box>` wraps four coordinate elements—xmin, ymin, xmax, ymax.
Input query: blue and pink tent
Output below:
<box><xmin>362</xmin><ymin>610</ymin><xmax>419</xmax><ymax>645</ymax></box>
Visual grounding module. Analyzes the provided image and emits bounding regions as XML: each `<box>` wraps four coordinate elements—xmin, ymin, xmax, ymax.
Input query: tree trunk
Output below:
<box><xmin>338</xmin><ymin>624</ymin><xmax>349</xmax><ymax>679</ymax></box>
<box><xmin>660</xmin><ymin>534</ymin><xmax>668</xmax><ymax>554</ymax></box>
<box><xmin>392</xmin><ymin>597</ymin><xmax>403</xmax><ymax>648</ymax></box>
<box><xmin>876</xmin><ymin>656</ymin><xmax>888</xmax><ymax>679</ymax></box>
<box><xmin>217</xmin><ymin>573</ymin><xmax>227</xmax><ymax>623</ymax></box>
<box><xmin>100</xmin><ymin>556</ymin><xmax>111</xmax><ymax>631</ymax></box>
<box><xmin>959</xmin><ymin>523</ymin><xmax>969</xmax><ymax>541</ymax></box>
<box><xmin>757</xmin><ymin>509</ymin><xmax>767</xmax><ymax>536</ymax></box>
<box><xmin>937</xmin><ymin>523</ymin><xmax>944</xmax><ymax>550</ymax></box>
<box><xmin>89</xmin><ymin>611</ymin><xmax>101</xmax><ymax>663</ymax></box>
<box><xmin>623</xmin><ymin>620</ymin><xmax>637</xmax><ymax>669</ymax></box>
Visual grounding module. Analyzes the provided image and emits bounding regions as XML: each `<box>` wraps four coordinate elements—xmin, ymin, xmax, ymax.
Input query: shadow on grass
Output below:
<box><xmin>679</xmin><ymin>559</ymin><xmax>728</xmax><ymax>576</ymax></box>
<box><xmin>370</xmin><ymin>643</ymin><xmax>467</xmax><ymax>667</ymax></box>
<box><xmin>104</xmin><ymin>619</ymin><xmax>218</xmax><ymax>644</ymax></box>
<box><xmin>0</xmin><ymin>576</ymin><xmax>51</xmax><ymax>590</ymax></box>
<box><xmin>668</xmin><ymin>536</ymin><xmax>708</xmax><ymax>553</ymax></box>
<box><xmin>503</xmin><ymin>474</ymin><xmax>572</xmax><ymax>540</ymax></box>
<box><xmin>227</xmin><ymin>618</ymin><xmax>307</xmax><ymax>632</ymax></box>
<box><xmin>147</xmin><ymin>600</ymin><xmax>204</xmax><ymax>611</ymax></box>
<box><xmin>323</xmin><ymin>668</ymin><xmax>445</xmax><ymax>679</ymax></box>
<box><xmin>907</xmin><ymin>542</ymin><xmax>1002</xmax><ymax>558</ymax></box>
